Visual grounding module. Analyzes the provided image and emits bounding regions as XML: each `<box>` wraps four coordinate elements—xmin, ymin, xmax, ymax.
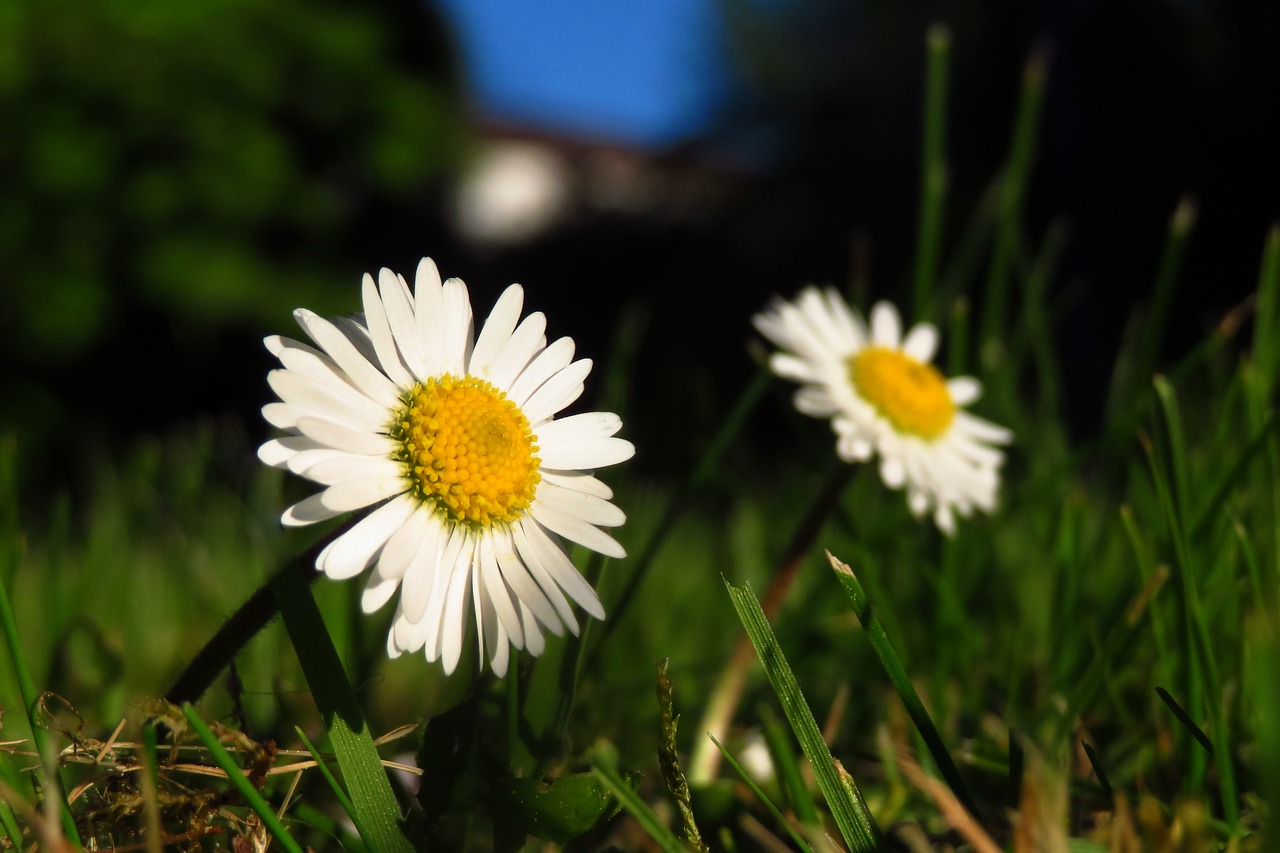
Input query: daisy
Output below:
<box><xmin>753</xmin><ymin>288</ymin><xmax>1011</xmax><ymax>534</ymax></box>
<box><xmin>258</xmin><ymin>258</ymin><xmax>634</xmax><ymax>676</ymax></box>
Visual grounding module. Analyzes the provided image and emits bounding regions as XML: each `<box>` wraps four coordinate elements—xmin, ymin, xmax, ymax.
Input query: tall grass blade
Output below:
<box><xmin>295</xmin><ymin>727</ymin><xmax>361</xmax><ymax>835</ymax></box>
<box><xmin>1154</xmin><ymin>687</ymin><xmax>1213</xmax><ymax>754</ymax></box>
<box><xmin>981</xmin><ymin>47</ymin><xmax>1048</xmax><ymax>354</ymax></box>
<box><xmin>708</xmin><ymin>734</ymin><xmax>815</xmax><ymax>853</ymax></box>
<box><xmin>725</xmin><ymin>578</ymin><xmax>883</xmax><ymax>851</ymax></box>
<box><xmin>181</xmin><ymin>704</ymin><xmax>305</xmax><ymax>853</ymax></box>
<box><xmin>826</xmin><ymin>552</ymin><xmax>978</xmax><ymax>817</ymax></box>
<box><xmin>1080</xmin><ymin>742</ymin><xmax>1114</xmax><ymax>809</ymax></box>
<box><xmin>913</xmin><ymin>23</ymin><xmax>951</xmax><ymax>319</ymax></box>
<box><xmin>272</xmin><ymin>569</ymin><xmax>414</xmax><ymax>853</ymax></box>
<box><xmin>0</xmin><ymin>441</ymin><xmax>80</xmax><ymax>846</ymax></box>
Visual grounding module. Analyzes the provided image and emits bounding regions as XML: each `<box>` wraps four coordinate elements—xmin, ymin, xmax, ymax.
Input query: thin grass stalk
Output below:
<box><xmin>0</xmin><ymin>553</ymin><xmax>81</xmax><ymax>846</ymax></box>
<box><xmin>826</xmin><ymin>552</ymin><xmax>979</xmax><ymax>817</ymax></box>
<box><xmin>1105</xmin><ymin>197</ymin><xmax>1197</xmax><ymax>422</ymax></box>
<box><xmin>690</xmin><ymin>464</ymin><xmax>855</xmax><ymax>783</ymax></box>
<box><xmin>181</xmin><ymin>705</ymin><xmax>305</xmax><ymax>853</ymax></box>
<box><xmin>709</xmin><ymin>734</ymin><xmax>815</xmax><ymax>853</ymax></box>
<box><xmin>601</xmin><ymin>366</ymin><xmax>771</xmax><ymax>640</ymax></box>
<box><xmin>295</xmin><ymin>727</ymin><xmax>361</xmax><ymax>834</ymax></box>
<box><xmin>760</xmin><ymin>705</ymin><xmax>820</xmax><ymax>828</ymax></box>
<box><xmin>272</xmin><ymin>568</ymin><xmax>414</xmax><ymax>853</ymax></box>
<box><xmin>725</xmin><ymin>579</ymin><xmax>884</xmax><ymax>851</ymax></box>
<box><xmin>912</xmin><ymin>23</ymin><xmax>951</xmax><ymax>319</ymax></box>
<box><xmin>980</xmin><ymin>47</ymin><xmax>1048</xmax><ymax>355</ymax></box>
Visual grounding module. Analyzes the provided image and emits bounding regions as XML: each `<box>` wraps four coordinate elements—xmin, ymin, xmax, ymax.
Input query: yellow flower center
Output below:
<box><xmin>391</xmin><ymin>374</ymin><xmax>541</xmax><ymax>527</ymax></box>
<box><xmin>848</xmin><ymin>347</ymin><xmax>955</xmax><ymax>439</ymax></box>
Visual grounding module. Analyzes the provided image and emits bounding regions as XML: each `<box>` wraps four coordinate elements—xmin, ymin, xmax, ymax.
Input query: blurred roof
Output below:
<box><xmin>434</xmin><ymin>0</ymin><xmax>729</xmax><ymax>148</ymax></box>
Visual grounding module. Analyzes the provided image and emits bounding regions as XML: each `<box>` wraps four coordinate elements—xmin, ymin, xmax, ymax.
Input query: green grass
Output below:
<box><xmin>1</xmin><ymin>28</ymin><xmax>1278</xmax><ymax>852</ymax></box>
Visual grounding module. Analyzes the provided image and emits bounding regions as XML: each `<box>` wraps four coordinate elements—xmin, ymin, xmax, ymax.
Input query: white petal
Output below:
<box><xmin>794</xmin><ymin>387</ymin><xmax>838</xmax><ymax>417</ymax></box>
<box><xmin>880</xmin><ymin>456</ymin><xmax>907</xmax><ymax>489</ymax></box>
<box><xmin>258</xmin><ymin>436</ymin><xmax>324</xmax><ymax>468</ymax></box>
<box><xmin>362</xmin><ymin>574</ymin><xmax>399</xmax><ymax>613</ymax></box>
<box><xmin>537</xmin><ymin>482</ymin><xmax>626</xmax><ymax>527</ymax></box>
<box><xmin>479</xmin><ymin>535</ymin><xmax>524</xmax><ymax>649</ymax></box>
<box><xmin>281</xmin><ymin>492</ymin><xmax>344</xmax><ymax>527</ymax></box>
<box><xmin>539</xmin><ymin>471</ymin><xmax>614</xmax><ymax>500</ymax></box>
<box><xmin>293</xmin><ymin>310</ymin><xmax>401</xmax><ymax>408</ymax></box>
<box><xmin>421</xmin><ymin>526</ymin><xmax>465</xmax><ymax>660</ymax></box>
<box><xmin>379</xmin><ymin>507</ymin><xmax>432</xmax><ymax>580</ymax></box>
<box><xmin>493</xmin><ymin>528</ymin><xmax>562</xmax><ymax>636</ymax></box>
<box><xmin>469</xmin><ymin>284</ymin><xmax>524</xmax><ymax>380</ymax></box>
<box><xmin>769</xmin><ymin>353</ymin><xmax>824</xmax><ymax>384</ymax></box>
<box><xmin>537</xmin><ymin>412</ymin><xmax>621</xmax><ymax>444</ymax></box>
<box><xmin>286</xmin><ymin>448</ymin><xmax>351</xmax><ymax>476</ymax></box>
<box><xmin>954</xmin><ymin>412</ymin><xmax>1014</xmax><ymax>444</ymax></box>
<box><xmin>902</xmin><ymin>323</ymin><xmax>939</xmax><ymax>363</ymax></box>
<box><xmin>267</xmin><ymin>369</ymin><xmax>388</xmax><ymax>434</ymax></box>
<box><xmin>440</xmin><ymin>537</ymin><xmax>475</xmax><ymax>675</ymax></box>
<box><xmin>320</xmin><ymin>477</ymin><xmax>405</xmax><ymax>513</ymax></box>
<box><xmin>531</xmin><ymin>501</ymin><xmax>625</xmax><ymax>559</ymax></box>
<box><xmin>870</xmin><ymin>302</ymin><xmax>902</xmax><ymax>348</ymax></box>
<box><xmin>518</xmin><ymin>520</ymin><xmax>605</xmax><ymax>620</ymax></box>
<box><xmin>824</xmin><ymin>287</ymin><xmax>868</xmax><ymax>349</ymax></box>
<box><xmin>522</xmin><ymin>359</ymin><xmax>592</xmax><ymax>424</ymax></box>
<box><xmin>361</xmin><ymin>273</ymin><xmax>416</xmax><ymax>388</ymax></box>
<box><xmin>507</xmin><ymin>337</ymin><xmax>575</xmax><ymax>406</ymax></box>
<box><xmin>316</xmin><ymin>494</ymin><xmax>416</xmax><ymax>580</ymax></box>
<box><xmin>538</xmin><ymin>437</ymin><xmax>635</xmax><ymax>471</ymax></box>
<box><xmin>379</xmin><ymin>268</ymin><xmax>428</xmax><ymax>377</ymax></box>
<box><xmin>414</xmin><ymin>258</ymin><xmax>445</xmax><ymax>376</ymax></box>
<box><xmin>947</xmin><ymin>377</ymin><xmax>982</xmax><ymax>407</ymax></box>
<box><xmin>521</xmin><ymin>604</ymin><xmax>547</xmax><ymax>656</ymax></box>
<box><xmin>272</xmin><ymin>338</ymin><xmax>365</xmax><ymax>397</ymax></box>
<box><xmin>399</xmin><ymin>514</ymin><xmax>445</xmax><ymax>623</ymax></box>
<box><xmin>489</xmin><ymin>312</ymin><xmax>547</xmax><ymax>391</ymax></box>
<box><xmin>302</xmin><ymin>454</ymin><xmax>402</xmax><ymax>487</ymax></box>
<box><xmin>512</xmin><ymin>522</ymin><xmax>580</xmax><ymax>634</ymax></box>
<box><xmin>441</xmin><ymin>277</ymin><xmax>474</xmax><ymax>375</ymax></box>
<box><xmin>295</xmin><ymin>416</ymin><xmax>395</xmax><ymax>457</ymax></box>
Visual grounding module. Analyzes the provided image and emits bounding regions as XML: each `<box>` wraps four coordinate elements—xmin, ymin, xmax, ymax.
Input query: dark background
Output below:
<box><xmin>3</xmin><ymin>0</ymin><xmax>1277</xmax><ymax>491</ymax></box>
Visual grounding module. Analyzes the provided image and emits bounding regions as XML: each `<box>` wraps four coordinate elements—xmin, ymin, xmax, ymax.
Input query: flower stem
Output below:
<box><xmin>165</xmin><ymin>521</ymin><xmax>352</xmax><ymax>705</ymax></box>
<box><xmin>689</xmin><ymin>464</ymin><xmax>855</xmax><ymax>783</ymax></box>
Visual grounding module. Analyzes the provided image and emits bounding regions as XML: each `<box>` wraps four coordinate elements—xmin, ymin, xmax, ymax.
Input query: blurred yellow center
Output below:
<box><xmin>848</xmin><ymin>347</ymin><xmax>954</xmax><ymax>439</ymax></box>
<box><xmin>392</xmin><ymin>374</ymin><xmax>540</xmax><ymax>527</ymax></box>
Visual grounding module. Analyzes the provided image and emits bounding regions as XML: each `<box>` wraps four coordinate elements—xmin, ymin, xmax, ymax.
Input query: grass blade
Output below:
<box><xmin>826</xmin><ymin>551</ymin><xmax>978</xmax><ymax>817</ymax></box>
<box><xmin>181</xmin><ymin>703</ymin><xmax>305</xmax><ymax>853</ymax></box>
<box><xmin>760</xmin><ymin>704</ymin><xmax>820</xmax><ymax>829</ymax></box>
<box><xmin>708</xmin><ymin>734</ymin><xmax>815</xmax><ymax>853</ymax></box>
<box><xmin>725</xmin><ymin>578</ymin><xmax>883</xmax><ymax>851</ymax></box>
<box><xmin>272</xmin><ymin>568</ymin><xmax>414</xmax><ymax>853</ymax></box>
<box><xmin>1080</xmin><ymin>742</ymin><xmax>1114</xmax><ymax>809</ymax></box>
<box><xmin>295</xmin><ymin>726</ymin><xmax>361</xmax><ymax>834</ymax></box>
<box><xmin>1155</xmin><ymin>687</ymin><xmax>1213</xmax><ymax>754</ymax></box>
<box><xmin>913</xmin><ymin>22</ymin><xmax>951</xmax><ymax>319</ymax></box>
<box><xmin>0</xmin><ymin>441</ymin><xmax>81</xmax><ymax>846</ymax></box>
<box><xmin>590</xmin><ymin>758</ymin><xmax>686</xmax><ymax>853</ymax></box>
<box><xmin>656</xmin><ymin>659</ymin><xmax>707</xmax><ymax>852</ymax></box>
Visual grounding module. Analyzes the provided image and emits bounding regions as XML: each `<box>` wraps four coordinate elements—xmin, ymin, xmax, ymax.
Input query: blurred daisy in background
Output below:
<box><xmin>259</xmin><ymin>258</ymin><xmax>634</xmax><ymax>676</ymax></box>
<box><xmin>753</xmin><ymin>288</ymin><xmax>1011</xmax><ymax>534</ymax></box>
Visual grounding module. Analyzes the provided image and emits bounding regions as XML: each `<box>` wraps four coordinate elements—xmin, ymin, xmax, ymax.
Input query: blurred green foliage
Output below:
<box><xmin>0</xmin><ymin>0</ymin><xmax>461</xmax><ymax>363</ymax></box>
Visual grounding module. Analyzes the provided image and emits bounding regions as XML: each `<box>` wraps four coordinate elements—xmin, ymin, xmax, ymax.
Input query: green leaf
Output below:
<box><xmin>272</xmin><ymin>568</ymin><xmax>414</xmax><ymax>853</ymax></box>
<box><xmin>182</xmin><ymin>703</ymin><xmax>305</xmax><ymax>853</ymax></box>
<box><xmin>496</xmin><ymin>772</ymin><xmax>624</xmax><ymax>845</ymax></box>
<box><xmin>591</xmin><ymin>758</ymin><xmax>686</xmax><ymax>852</ymax></box>
<box><xmin>724</xmin><ymin>578</ymin><xmax>884</xmax><ymax>852</ymax></box>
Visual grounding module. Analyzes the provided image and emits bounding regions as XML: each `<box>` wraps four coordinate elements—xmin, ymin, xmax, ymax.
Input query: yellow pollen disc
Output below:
<box><xmin>848</xmin><ymin>347</ymin><xmax>955</xmax><ymax>439</ymax></box>
<box><xmin>391</xmin><ymin>374</ymin><xmax>541</xmax><ymax>527</ymax></box>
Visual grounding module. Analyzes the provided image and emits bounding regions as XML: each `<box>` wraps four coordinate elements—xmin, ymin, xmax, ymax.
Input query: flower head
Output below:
<box><xmin>753</xmin><ymin>288</ymin><xmax>1011</xmax><ymax>534</ymax></box>
<box><xmin>260</xmin><ymin>259</ymin><xmax>635</xmax><ymax>676</ymax></box>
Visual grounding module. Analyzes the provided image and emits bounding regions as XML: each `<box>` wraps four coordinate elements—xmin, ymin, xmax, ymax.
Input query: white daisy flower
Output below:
<box><xmin>259</xmin><ymin>258</ymin><xmax>635</xmax><ymax>676</ymax></box>
<box><xmin>753</xmin><ymin>287</ymin><xmax>1012</xmax><ymax>535</ymax></box>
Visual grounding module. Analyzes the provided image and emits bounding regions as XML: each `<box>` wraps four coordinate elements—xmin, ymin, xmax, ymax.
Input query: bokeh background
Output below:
<box><xmin>4</xmin><ymin>0</ymin><xmax>1279</xmax><ymax>493</ymax></box>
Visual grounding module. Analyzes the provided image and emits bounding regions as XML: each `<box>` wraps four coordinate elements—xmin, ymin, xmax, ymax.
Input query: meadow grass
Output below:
<box><xmin>2</xmin><ymin>27</ymin><xmax>1278</xmax><ymax>852</ymax></box>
